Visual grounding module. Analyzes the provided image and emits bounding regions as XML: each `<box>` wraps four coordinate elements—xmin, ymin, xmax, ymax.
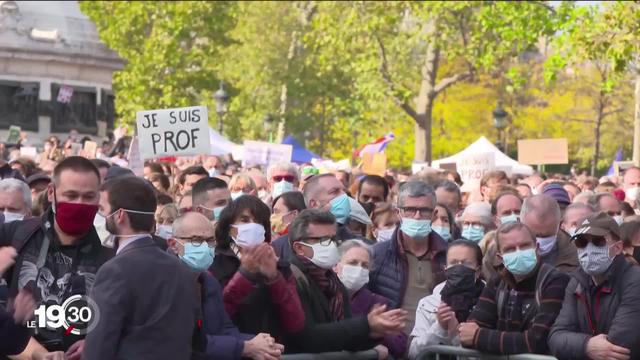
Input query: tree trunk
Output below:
<box><xmin>413</xmin><ymin>35</ymin><xmax>439</xmax><ymax>164</ymax></box>
<box><xmin>592</xmin><ymin>94</ymin><xmax>605</xmax><ymax>176</ymax></box>
<box><xmin>634</xmin><ymin>70</ymin><xmax>640</xmax><ymax>166</ymax></box>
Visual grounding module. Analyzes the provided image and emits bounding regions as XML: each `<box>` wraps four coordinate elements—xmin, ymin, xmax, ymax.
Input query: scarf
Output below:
<box><xmin>441</xmin><ymin>279</ymin><xmax>485</xmax><ymax>323</ymax></box>
<box><xmin>299</xmin><ymin>256</ymin><xmax>344</xmax><ymax>321</ymax></box>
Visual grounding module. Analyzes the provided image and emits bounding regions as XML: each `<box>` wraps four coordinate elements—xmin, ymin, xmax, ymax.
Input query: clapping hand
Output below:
<box><xmin>367</xmin><ymin>304</ymin><xmax>407</xmax><ymax>338</ymax></box>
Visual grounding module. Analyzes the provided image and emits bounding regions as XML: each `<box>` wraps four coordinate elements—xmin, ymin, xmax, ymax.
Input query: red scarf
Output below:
<box><xmin>299</xmin><ymin>256</ymin><xmax>344</xmax><ymax>321</ymax></box>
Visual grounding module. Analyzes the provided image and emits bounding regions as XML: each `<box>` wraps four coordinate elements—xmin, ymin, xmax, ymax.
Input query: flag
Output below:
<box><xmin>606</xmin><ymin>148</ymin><xmax>623</xmax><ymax>176</ymax></box>
<box><xmin>355</xmin><ymin>133</ymin><xmax>395</xmax><ymax>158</ymax></box>
<box><xmin>57</xmin><ymin>85</ymin><xmax>74</xmax><ymax>103</ymax></box>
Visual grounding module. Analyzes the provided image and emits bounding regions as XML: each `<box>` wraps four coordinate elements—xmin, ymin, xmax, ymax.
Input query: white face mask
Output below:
<box><xmin>302</xmin><ymin>241</ymin><xmax>340</xmax><ymax>269</ymax></box>
<box><xmin>3</xmin><ymin>211</ymin><xmax>24</xmax><ymax>223</ymax></box>
<box><xmin>231</xmin><ymin>191</ymin><xmax>244</xmax><ymax>201</ymax></box>
<box><xmin>625</xmin><ymin>187</ymin><xmax>640</xmax><ymax>202</ymax></box>
<box><xmin>537</xmin><ymin>234</ymin><xmax>557</xmax><ymax>256</ymax></box>
<box><xmin>155</xmin><ymin>224</ymin><xmax>173</xmax><ymax>240</ymax></box>
<box><xmin>94</xmin><ymin>213</ymin><xmax>114</xmax><ymax>248</ymax></box>
<box><xmin>613</xmin><ymin>215</ymin><xmax>623</xmax><ymax>225</ymax></box>
<box><xmin>339</xmin><ymin>264</ymin><xmax>369</xmax><ymax>292</ymax></box>
<box><xmin>232</xmin><ymin>223</ymin><xmax>266</xmax><ymax>248</ymax></box>
<box><xmin>376</xmin><ymin>227</ymin><xmax>395</xmax><ymax>242</ymax></box>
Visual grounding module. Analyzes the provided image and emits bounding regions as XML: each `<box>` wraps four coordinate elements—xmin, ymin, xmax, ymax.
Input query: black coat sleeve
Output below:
<box><xmin>0</xmin><ymin>307</ymin><xmax>30</xmax><ymax>356</ymax></box>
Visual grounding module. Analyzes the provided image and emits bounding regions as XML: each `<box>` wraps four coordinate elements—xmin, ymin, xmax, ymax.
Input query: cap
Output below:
<box><xmin>348</xmin><ymin>197</ymin><xmax>372</xmax><ymax>225</ymax></box>
<box><xmin>572</xmin><ymin>211</ymin><xmax>620</xmax><ymax>240</ymax></box>
<box><xmin>26</xmin><ymin>173</ymin><xmax>51</xmax><ymax>187</ymax></box>
<box><xmin>542</xmin><ymin>183</ymin><xmax>571</xmax><ymax>206</ymax></box>
<box><xmin>104</xmin><ymin>165</ymin><xmax>134</xmax><ymax>182</ymax></box>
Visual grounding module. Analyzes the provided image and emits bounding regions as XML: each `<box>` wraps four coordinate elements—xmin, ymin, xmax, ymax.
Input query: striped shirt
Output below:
<box><xmin>467</xmin><ymin>264</ymin><xmax>570</xmax><ymax>355</ymax></box>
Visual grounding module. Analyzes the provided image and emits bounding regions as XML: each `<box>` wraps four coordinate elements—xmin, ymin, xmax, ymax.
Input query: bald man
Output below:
<box><xmin>623</xmin><ymin>167</ymin><xmax>640</xmax><ymax>207</ymax></box>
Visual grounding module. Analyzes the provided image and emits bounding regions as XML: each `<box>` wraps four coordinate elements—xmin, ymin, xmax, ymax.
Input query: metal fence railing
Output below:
<box><xmin>416</xmin><ymin>345</ymin><xmax>558</xmax><ymax>360</ymax></box>
<box><xmin>281</xmin><ymin>350</ymin><xmax>379</xmax><ymax>360</ymax></box>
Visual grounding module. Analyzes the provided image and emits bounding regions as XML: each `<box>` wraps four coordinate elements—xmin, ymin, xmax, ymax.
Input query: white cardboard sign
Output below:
<box><xmin>242</xmin><ymin>141</ymin><xmax>292</xmax><ymax>167</ymax></box>
<box><xmin>458</xmin><ymin>152</ymin><xmax>495</xmax><ymax>192</ymax></box>
<box><xmin>136</xmin><ymin>105</ymin><xmax>210</xmax><ymax>160</ymax></box>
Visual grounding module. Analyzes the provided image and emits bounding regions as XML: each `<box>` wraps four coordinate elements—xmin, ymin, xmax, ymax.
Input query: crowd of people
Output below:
<box><xmin>1</xmin><ymin>135</ymin><xmax>640</xmax><ymax>360</ymax></box>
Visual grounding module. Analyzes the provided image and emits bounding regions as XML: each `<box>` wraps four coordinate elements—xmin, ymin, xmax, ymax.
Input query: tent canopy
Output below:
<box><xmin>209</xmin><ymin>127</ymin><xmax>238</xmax><ymax>156</ymax></box>
<box><xmin>282</xmin><ymin>136</ymin><xmax>320</xmax><ymax>164</ymax></box>
<box><xmin>432</xmin><ymin>136</ymin><xmax>534</xmax><ymax>176</ymax></box>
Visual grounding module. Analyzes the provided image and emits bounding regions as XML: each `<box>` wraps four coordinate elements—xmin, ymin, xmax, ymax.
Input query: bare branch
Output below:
<box><xmin>602</xmin><ymin>107</ymin><xmax>625</xmax><ymax>118</ymax></box>
<box><xmin>374</xmin><ymin>34</ymin><xmax>419</xmax><ymax>121</ymax></box>
<box><xmin>433</xmin><ymin>71</ymin><xmax>473</xmax><ymax>94</ymax></box>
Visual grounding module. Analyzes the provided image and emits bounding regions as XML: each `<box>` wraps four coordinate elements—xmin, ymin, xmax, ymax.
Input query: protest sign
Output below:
<box><xmin>6</xmin><ymin>126</ymin><xmax>20</xmax><ymax>144</ymax></box>
<box><xmin>70</xmin><ymin>143</ymin><xmax>82</xmax><ymax>156</ymax></box>
<box><xmin>83</xmin><ymin>141</ymin><xmax>98</xmax><ymax>159</ymax></box>
<box><xmin>20</xmin><ymin>146</ymin><xmax>37</xmax><ymax>160</ymax></box>
<box><xmin>242</xmin><ymin>141</ymin><xmax>292</xmax><ymax>167</ymax></box>
<box><xmin>362</xmin><ymin>153</ymin><xmax>387</xmax><ymax>177</ymax></box>
<box><xmin>136</xmin><ymin>105</ymin><xmax>210</xmax><ymax>160</ymax></box>
<box><xmin>517</xmin><ymin>138</ymin><xmax>568</xmax><ymax>165</ymax></box>
<box><xmin>97</xmin><ymin>121</ymin><xmax>107</xmax><ymax>138</ymax></box>
<box><xmin>127</xmin><ymin>137</ymin><xmax>144</xmax><ymax>177</ymax></box>
<box><xmin>439</xmin><ymin>162</ymin><xmax>457</xmax><ymax>173</ymax></box>
<box><xmin>458</xmin><ymin>152</ymin><xmax>494</xmax><ymax>192</ymax></box>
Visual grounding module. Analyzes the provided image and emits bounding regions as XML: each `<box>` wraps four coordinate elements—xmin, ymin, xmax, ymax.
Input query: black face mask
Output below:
<box><xmin>441</xmin><ymin>264</ymin><xmax>484</xmax><ymax>323</ymax></box>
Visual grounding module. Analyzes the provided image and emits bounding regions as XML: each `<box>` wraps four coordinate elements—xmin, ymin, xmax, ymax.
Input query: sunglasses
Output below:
<box><xmin>273</xmin><ymin>175</ymin><xmax>295</xmax><ymax>183</ymax></box>
<box><xmin>574</xmin><ymin>235</ymin><xmax>607</xmax><ymax>249</ymax></box>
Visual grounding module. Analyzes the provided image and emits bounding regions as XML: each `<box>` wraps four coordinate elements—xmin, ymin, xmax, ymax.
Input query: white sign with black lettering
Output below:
<box><xmin>136</xmin><ymin>105</ymin><xmax>210</xmax><ymax>159</ymax></box>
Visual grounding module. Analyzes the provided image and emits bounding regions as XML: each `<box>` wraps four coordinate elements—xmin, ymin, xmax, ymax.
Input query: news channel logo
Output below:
<box><xmin>26</xmin><ymin>295</ymin><xmax>100</xmax><ymax>335</ymax></box>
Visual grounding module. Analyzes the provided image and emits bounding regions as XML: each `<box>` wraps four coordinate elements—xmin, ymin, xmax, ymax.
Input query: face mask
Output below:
<box><xmin>273</xmin><ymin>180</ymin><xmax>294</xmax><ymax>198</ymax></box>
<box><xmin>258</xmin><ymin>189</ymin><xmax>269</xmax><ymax>201</ymax></box>
<box><xmin>432</xmin><ymin>225</ymin><xmax>451</xmax><ymax>241</ymax></box>
<box><xmin>502</xmin><ymin>248</ymin><xmax>537</xmax><ymax>276</ymax></box>
<box><xmin>231</xmin><ymin>191</ymin><xmax>244</xmax><ymax>201</ymax></box>
<box><xmin>613</xmin><ymin>215</ymin><xmax>623</xmax><ymax>225</ymax></box>
<box><xmin>338</xmin><ymin>265</ymin><xmax>369</xmax><ymax>292</ymax></box>
<box><xmin>301</xmin><ymin>241</ymin><xmax>340</xmax><ymax>269</ymax></box>
<box><xmin>180</xmin><ymin>242</ymin><xmax>215</xmax><ymax>271</ymax></box>
<box><xmin>625</xmin><ymin>187</ymin><xmax>640</xmax><ymax>201</ymax></box>
<box><xmin>444</xmin><ymin>264</ymin><xmax>477</xmax><ymax>291</ymax></box>
<box><xmin>500</xmin><ymin>214</ymin><xmax>519</xmax><ymax>225</ymax></box>
<box><xmin>3</xmin><ymin>211</ymin><xmax>24</xmax><ymax>223</ymax></box>
<box><xmin>271</xmin><ymin>211</ymin><xmax>292</xmax><ymax>235</ymax></box>
<box><xmin>94</xmin><ymin>213</ymin><xmax>115</xmax><ymax>248</ymax></box>
<box><xmin>577</xmin><ymin>242</ymin><xmax>615</xmax><ymax>276</ymax></box>
<box><xmin>208</xmin><ymin>168</ymin><xmax>219</xmax><ymax>177</ymax></box>
<box><xmin>329</xmin><ymin>194</ymin><xmax>351</xmax><ymax>225</ymax></box>
<box><xmin>376</xmin><ymin>227</ymin><xmax>395</xmax><ymax>242</ymax></box>
<box><xmin>54</xmin><ymin>200</ymin><xmax>99</xmax><ymax>236</ymax></box>
<box><xmin>232</xmin><ymin>223</ymin><xmax>265</xmax><ymax>248</ymax></box>
<box><xmin>400</xmin><ymin>218</ymin><xmax>432</xmax><ymax>240</ymax></box>
<box><xmin>155</xmin><ymin>224</ymin><xmax>173</xmax><ymax>240</ymax></box>
<box><xmin>462</xmin><ymin>225</ymin><xmax>484</xmax><ymax>243</ymax></box>
<box><xmin>213</xmin><ymin>206</ymin><xmax>224</xmax><ymax>221</ymax></box>
<box><xmin>536</xmin><ymin>234</ymin><xmax>557</xmax><ymax>256</ymax></box>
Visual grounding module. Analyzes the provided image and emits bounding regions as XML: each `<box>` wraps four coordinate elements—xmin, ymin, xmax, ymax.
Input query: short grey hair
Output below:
<box><xmin>461</xmin><ymin>202</ymin><xmax>493</xmax><ymax>227</ymax></box>
<box><xmin>267</xmin><ymin>162</ymin><xmax>299</xmax><ymax>182</ymax></box>
<box><xmin>563</xmin><ymin>202</ymin><xmax>595</xmax><ymax>221</ymax></box>
<box><xmin>397</xmin><ymin>181</ymin><xmax>436</xmax><ymax>208</ymax></box>
<box><xmin>495</xmin><ymin>222</ymin><xmax>537</xmax><ymax>252</ymax></box>
<box><xmin>436</xmin><ymin>180</ymin><xmax>461</xmax><ymax>199</ymax></box>
<box><xmin>521</xmin><ymin>194</ymin><xmax>561</xmax><ymax>225</ymax></box>
<box><xmin>338</xmin><ymin>239</ymin><xmax>373</xmax><ymax>260</ymax></box>
<box><xmin>0</xmin><ymin>178</ymin><xmax>31</xmax><ymax>210</ymax></box>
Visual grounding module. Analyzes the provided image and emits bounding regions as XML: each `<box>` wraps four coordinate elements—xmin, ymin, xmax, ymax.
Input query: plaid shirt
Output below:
<box><xmin>468</xmin><ymin>264</ymin><xmax>570</xmax><ymax>355</ymax></box>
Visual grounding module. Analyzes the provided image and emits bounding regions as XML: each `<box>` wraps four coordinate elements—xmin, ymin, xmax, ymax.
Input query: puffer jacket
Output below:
<box><xmin>369</xmin><ymin>226</ymin><xmax>447</xmax><ymax>308</ymax></box>
<box><xmin>548</xmin><ymin>255</ymin><xmax>640</xmax><ymax>360</ymax></box>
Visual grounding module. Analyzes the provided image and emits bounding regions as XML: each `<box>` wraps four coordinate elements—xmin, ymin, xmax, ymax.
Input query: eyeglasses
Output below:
<box><xmin>400</xmin><ymin>206</ymin><xmax>433</xmax><ymax>218</ymax></box>
<box><xmin>301</xmin><ymin>236</ymin><xmax>336</xmax><ymax>246</ymax></box>
<box><xmin>273</xmin><ymin>175</ymin><xmax>295</xmax><ymax>183</ymax></box>
<box><xmin>175</xmin><ymin>236</ymin><xmax>216</xmax><ymax>248</ymax></box>
<box><xmin>574</xmin><ymin>235</ymin><xmax>607</xmax><ymax>249</ymax></box>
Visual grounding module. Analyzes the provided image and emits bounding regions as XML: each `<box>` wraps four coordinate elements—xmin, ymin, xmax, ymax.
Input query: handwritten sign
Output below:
<box><xmin>242</xmin><ymin>141</ymin><xmax>292</xmax><ymax>167</ymax></box>
<box><xmin>362</xmin><ymin>153</ymin><xmax>387</xmax><ymax>177</ymax></box>
<box><xmin>6</xmin><ymin>126</ymin><xmax>20</xmax><ymax>144</ymax></box>
<box><xmin>458</xmin><ymin>152</ymin><xmax>494</xmax><ymax>192</ymax></box>
<box><xmin>83</xmin><ymin>141</ymin><xmax>98</xmax><ymax>159</ymax></box>
<box><xmin>136</xmin><ymin>105</ymin><xmax>210</xmax><ymax>160</ymax></box>
<box><xmin>518</xmin><ymin>138</ymin><xmax>568</xmax><ymax>165</ymax></box>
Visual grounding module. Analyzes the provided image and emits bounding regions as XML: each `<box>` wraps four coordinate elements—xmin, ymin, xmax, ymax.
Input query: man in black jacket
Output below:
<box><xmin>286</xmin><ymin>209</ymin><xmax>407</xmax><ymax>354</ymax></box>
<box><xmin>549</xmin><ymin>212</ymin><xmax>640</xmax><ymax>360</ymax></box>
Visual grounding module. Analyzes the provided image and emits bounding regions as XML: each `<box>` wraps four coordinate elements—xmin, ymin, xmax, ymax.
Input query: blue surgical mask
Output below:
<box><xmin>499</xmin><ymin>214</ymin><xmax>519</xmax><ymax>225</ymax></box>
<box><xmin>502</xmin><ymin>248</ymin><xmax>537</xmax><ymax>276</ymax></box>
<box><xmin>329</xmin><ymin>194</ymin><xmax>351</xmax><ymax>225</ymax></box>
<box><xmin>213</xmin><ymin>206</ymin><xmax>224</xmax><ymax>221</ymax></box>
<box><xmin>400</xmin><ymin>218</ymin><xmax>432</xmax><ymax>240</ymax></box>
<box><xmin>432</xmin><ymin>225</ymin><xmax>451</xmax><ymax>241</ymax></box>
<box><xmin>179</xmin><ymin>242</ymin><xmax>215</xmax><ymax>271</ymax></box>
<box><xmin>273</xmin><ymin>180</ymin><xmax>294</xmax><ymax>198</ymax></box>
<box><xmin>462</xmin><ymin>225</ymin><xmax>485</xmax><ymax>242</ymax></box>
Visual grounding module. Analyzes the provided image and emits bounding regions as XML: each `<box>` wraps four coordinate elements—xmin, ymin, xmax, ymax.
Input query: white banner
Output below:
<box><xmin>458</xmin><ymin>152</ymin><xmax>494</xmax><ymax>192</ymax></box>
<box><xmin>242</xmin><ymin>141</ymin><xmax>292</xmax><ymax>167</ymax></box>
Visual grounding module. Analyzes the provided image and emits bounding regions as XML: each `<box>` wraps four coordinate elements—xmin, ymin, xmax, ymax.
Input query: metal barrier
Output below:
<box><xmin>416</xmin><ymin>345</ymin><xmax>558</xmax><ymax>360</ymax></box>
<box><xmin>281</xmin><ymin>350</ymin><xmax>379</xmax><ymax>360</ymax></box>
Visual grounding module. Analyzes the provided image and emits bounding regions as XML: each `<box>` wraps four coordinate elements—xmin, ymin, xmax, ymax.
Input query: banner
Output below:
<box><xmin>458</xmin><ymin>152</ymin><xmax>494</xmax><ymax>192</ymax></box>
<box><xmin>83</xmin><ymin>141</ymin><xmax>98</xmax><ymax>159</ymax></box>
<box><xmin>517</xmin><ymin>138</ymin><xmax>568</xmax><ymax>165</ymax></box>
<box><xmin>136</xmin><ymin>105</ymin><xmax>210</xmax><ymax>160</ymax></box>
<box><xmin>242</xmin><ymin>141</ymin><xmax>292</xmax><ymax>167</ymax></box>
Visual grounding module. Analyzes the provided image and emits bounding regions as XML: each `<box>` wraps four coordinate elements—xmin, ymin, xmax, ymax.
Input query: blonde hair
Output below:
<box><xmin>229</xmin><ymin>173</ymin><xmax>256</xmax><ymax>193</ymax></box>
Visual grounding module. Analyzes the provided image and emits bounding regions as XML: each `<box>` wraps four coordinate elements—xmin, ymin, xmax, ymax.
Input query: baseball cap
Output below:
<box><xmin>26</xmin><ymin>173</ymin><xmax>51</xmax><ymax>187</ymax></box>
<box><xmin>572</xmin><ymin>211</ymin><xmax>620</xmax><ymax>240</ymax></box>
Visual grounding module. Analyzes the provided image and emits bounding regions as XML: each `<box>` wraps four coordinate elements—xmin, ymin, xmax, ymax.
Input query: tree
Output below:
<box><xmin>306</xmin><ymin>1</ymin><xmax>566</xmax><ymax>163</ymax></box>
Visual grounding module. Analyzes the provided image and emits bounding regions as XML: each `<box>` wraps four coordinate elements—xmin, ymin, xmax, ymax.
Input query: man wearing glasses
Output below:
<box><xmin>287</xmin><ymin>209</ymin><xmax>407</xmax><ymax>354</ymax></box>
<box><xmin>549</xmin><ymin>212</ymin><xmax>640</xmax><ymax>360</ymax></box>
<box><xmin>369</xmin><ymin>180</ymin><xmax>449</xmax><ymax>336</ymax></box>
<box><xmin>267</xmin><ymin>162</ymin><xmax>299</xmax><ymax>199</ymax></box>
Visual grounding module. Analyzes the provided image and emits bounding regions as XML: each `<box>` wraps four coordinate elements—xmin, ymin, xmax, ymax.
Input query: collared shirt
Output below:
<box><xmin>116</xmin><ymin>234</ymin><xmax>152</xmax><ymax>255</ymax></box>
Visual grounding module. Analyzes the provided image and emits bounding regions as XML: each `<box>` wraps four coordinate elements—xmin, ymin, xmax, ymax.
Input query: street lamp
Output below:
<box><xmin>493</xmin><ymin>102</ymin><xmax>508</xmax><ymax>152</ymax></box>
<box><xmin>263</xmin><ymin>114</ymin><xmax>274</xmax><ymax>143</ymax></box>
<box><xmin>213</xmin><ymin>81</ymin><xmax>230</xmax><ymax>134</ymax></box>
